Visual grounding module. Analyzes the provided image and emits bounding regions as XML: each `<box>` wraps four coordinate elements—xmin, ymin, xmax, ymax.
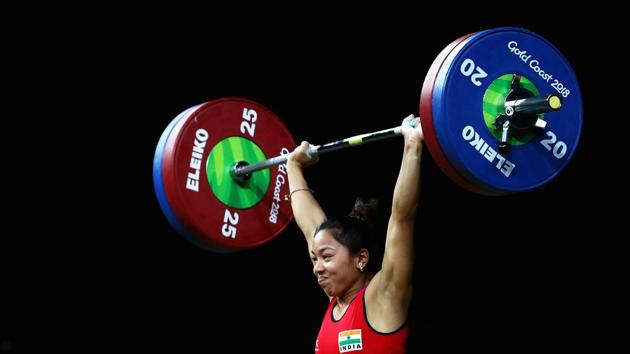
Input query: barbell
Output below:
<box><xmin>153</xmin><ymin>27</ymin><xmax>582</xmax><ymax>252</ymax></box>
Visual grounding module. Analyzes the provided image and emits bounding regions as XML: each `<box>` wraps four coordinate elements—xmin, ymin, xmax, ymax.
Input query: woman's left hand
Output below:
<box><xmin>401</xmin><ymin>114</ymin><xmax>423</xmax><ymax>144</ymax></box>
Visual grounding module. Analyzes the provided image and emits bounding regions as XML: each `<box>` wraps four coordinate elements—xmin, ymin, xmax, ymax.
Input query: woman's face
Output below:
<box><xmin>311</xmin><ymin>229</ymin><xmax>359</xmax><ymax>297</ymax></box>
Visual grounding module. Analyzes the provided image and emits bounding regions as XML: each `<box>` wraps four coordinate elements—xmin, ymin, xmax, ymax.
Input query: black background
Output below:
<box><xmin>2</xmin><ymin>6</ymin><xmax>620</xmax><ymax>353</ymax></box>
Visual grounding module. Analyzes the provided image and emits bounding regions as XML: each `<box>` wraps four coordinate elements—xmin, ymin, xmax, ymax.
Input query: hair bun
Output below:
<box><xmin>349</xmin><ymin>197</ymin><xmax>379</xmax><ymax>226</ymax></box>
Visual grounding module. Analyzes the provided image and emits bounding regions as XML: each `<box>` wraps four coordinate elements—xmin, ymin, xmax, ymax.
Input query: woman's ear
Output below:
<box><xmin>356</xmin><ymin>248</ymin><xmax>369</xmax><ymax>271</ymax></box>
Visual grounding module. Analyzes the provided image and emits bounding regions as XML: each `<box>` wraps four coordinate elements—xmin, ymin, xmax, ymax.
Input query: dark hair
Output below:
<box><xmin>315</xmin><ymin>197</ymin><xmax>381</xmax><ymax>272</ymax></box>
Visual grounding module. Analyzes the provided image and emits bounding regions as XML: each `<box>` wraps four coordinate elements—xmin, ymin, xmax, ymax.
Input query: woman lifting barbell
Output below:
<box><xmin>287</xmin><ymin>114</ymin><xmax>423</xmax><ymax>354</ymax></box>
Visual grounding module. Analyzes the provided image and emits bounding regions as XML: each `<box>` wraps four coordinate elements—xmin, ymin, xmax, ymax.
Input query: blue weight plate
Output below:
<box><xmin>432</xmin><ymin>27</ymin><xmax>582</xmax><ymax>193</ymax></box>
<box><xmin>153</xmin><ymin>104</ymin><xmax>227</xmax><ymax>252</ymax></box>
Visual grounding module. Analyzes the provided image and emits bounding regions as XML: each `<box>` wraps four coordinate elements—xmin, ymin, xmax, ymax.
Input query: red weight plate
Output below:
<box><xmin>162</xmin><ymin>98</ymin><xmax>296</xmax><ymax>251</ymax></box>
<box><xmin>420</xmin><ymin>33</ymin><xmax>500</xmax><ymax>196</ymax></box>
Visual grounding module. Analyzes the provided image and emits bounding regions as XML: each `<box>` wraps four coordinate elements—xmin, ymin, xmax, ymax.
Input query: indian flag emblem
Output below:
<box><xmin>338</xmin><ymin>329</ymin><xmax>363</xmax><ymax>352</ymax></box>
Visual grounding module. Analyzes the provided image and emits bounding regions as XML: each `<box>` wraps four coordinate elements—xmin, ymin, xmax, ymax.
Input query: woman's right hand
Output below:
<box><xmin>287</xmin><ymin>141</ymin><xmax>319</xmax><ymax>169</ymax></box>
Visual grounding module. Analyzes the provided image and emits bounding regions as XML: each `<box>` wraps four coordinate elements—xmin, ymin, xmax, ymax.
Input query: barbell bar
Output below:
<box><xmin>153</xmin><ymin>26</ymin><xmax>582</xmax><ymax>251</ymax></box>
